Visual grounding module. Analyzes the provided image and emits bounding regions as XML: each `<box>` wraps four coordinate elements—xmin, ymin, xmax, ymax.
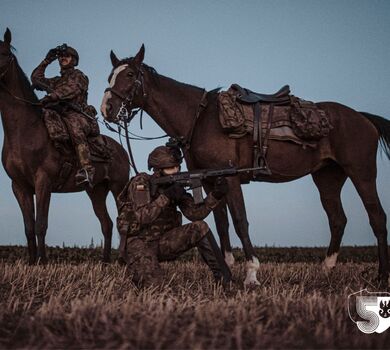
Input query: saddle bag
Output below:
<box><xmin>289</xmin><ymin>97</ymin><xmax>332</xmax><ymax>140</ymax></box>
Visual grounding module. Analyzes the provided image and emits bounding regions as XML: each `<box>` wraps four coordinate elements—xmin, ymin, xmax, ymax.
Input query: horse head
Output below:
<box><xmin>0</xmin><ymin>28</ymin><xmax>14</xmax><ymax>80</ymax></box>
<box><xmin>101</xmin><ymin>44</ymin><xmax>146</xmax><ymax>123</ymax></box>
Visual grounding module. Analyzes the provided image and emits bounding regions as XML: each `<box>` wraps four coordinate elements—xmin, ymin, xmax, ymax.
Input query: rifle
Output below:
<box><xmin>150</xmin><ymin>166</ymin><xmax>262</xmax><ymax>204</ymax></box>
<box><xmin>33</xmin><ymin>81</ymin><xmax>96</xmax><ymax>121</ymax></box>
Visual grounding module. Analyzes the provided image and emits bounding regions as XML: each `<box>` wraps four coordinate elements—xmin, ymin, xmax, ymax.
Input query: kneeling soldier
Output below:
<box><xmin>117</xmin><ymin>145</ymin><xmax>232</xmax><ymax>287</ymax></box>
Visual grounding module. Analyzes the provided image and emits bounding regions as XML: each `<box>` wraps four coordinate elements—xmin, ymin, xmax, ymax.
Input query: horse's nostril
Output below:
<box><xmin>107</xmin><ymin>103</ymin><xmax>112</xmax><ymax>113</ymax></box>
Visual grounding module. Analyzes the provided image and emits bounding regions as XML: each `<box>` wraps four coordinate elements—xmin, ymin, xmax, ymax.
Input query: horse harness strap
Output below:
<box><xmin>184</xmin><ymin>90</ymin><xmax>208</xmax><ymax>150</ymax></box>
<box><xmin>252</xmin><ymin>101</ymin><xmax>277</xmax><ymax>176</ymax></box>
<box><xmin>252</xmin><ymin>102</ymin><xmax>270</xmax><ymax>175</ymax></box>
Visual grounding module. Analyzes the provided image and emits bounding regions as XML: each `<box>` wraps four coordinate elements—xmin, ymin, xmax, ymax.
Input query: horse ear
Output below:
<box><xmin>4</xmin><ymin>28</ymin><xmax>11</xmax><ymax>44</ymax></box>
<box><xmin>133</xmin><ymin>44</ymin><xmax>145</xmax><ymax>66</ymax></box>
<box><xmin>110</xmin><ymin>50</ymin><xmax>120</xmax><ymax>67</ymax></box>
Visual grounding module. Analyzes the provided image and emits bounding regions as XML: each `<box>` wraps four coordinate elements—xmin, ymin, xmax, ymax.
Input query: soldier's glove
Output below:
<box><xmin>161</xmin><ymin>183</ymin><xmax>186</xmax><ymax>203</ymax></box>
<box><xmin>212</xmin><ymin>177</ymin><xmax>229</xmax><ymax>199</ymax></box>
<box><xmin>44</xmin><ymin>48</ymin><xmax>58</xmax><ymax>63</ymax></box>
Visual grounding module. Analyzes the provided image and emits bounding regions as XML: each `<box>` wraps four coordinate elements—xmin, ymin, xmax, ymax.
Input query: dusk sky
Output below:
<box><xmin>1</xmin><ymin>0</ymin><xmax>390</xmax><ymax>249</ymax></box>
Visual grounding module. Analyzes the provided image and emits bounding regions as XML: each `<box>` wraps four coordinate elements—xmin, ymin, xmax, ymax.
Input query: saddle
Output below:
<box><xmin>218</xmin><ymin>84</ymin><xmax>332</xmax><ymax>178</ymax></box>
<box><xmin>231</xmin><ymin>84</ymin><xmax>291</xmax><ymax>105</ymax></box>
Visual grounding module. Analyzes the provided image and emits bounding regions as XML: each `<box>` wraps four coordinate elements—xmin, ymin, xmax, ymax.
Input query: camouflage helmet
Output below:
<box><xmin>59</xmin><ymin>45</ymin><xmax>79</xmax><ymax>66</ymax></box>
<box><xmin>147</xmin><ymin>146</ymin><xmax>182</xmax><ymax>170</ymax></box>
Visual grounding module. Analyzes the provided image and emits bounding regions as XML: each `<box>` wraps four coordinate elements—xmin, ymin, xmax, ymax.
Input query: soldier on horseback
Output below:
<box><xmin>31</xmin><ymin>44</ymin><xmax>98</xmax><ymax>186</ymax></box>
<box><xmin>117</xmin><ymin>145</ymin><xmax>232</xmax><ymax>287</ymax></box>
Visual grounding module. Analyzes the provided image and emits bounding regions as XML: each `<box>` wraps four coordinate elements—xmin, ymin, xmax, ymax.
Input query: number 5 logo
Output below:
<box><xmin>348</xmin><ymin>289</ymin><xmax>390</xmax><ymax>334</ymax></box>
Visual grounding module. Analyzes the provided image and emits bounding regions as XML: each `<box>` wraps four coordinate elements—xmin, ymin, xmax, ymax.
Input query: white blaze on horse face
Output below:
<box><xmin>225</xmin><ymin>251</ymin><xmax>235</xmax><ymax>267</ymax></box>
<box><xmin>101</xmin><ymin>64</ymin><xmax>128</xmax><ymax>117</ymax></box>
<box><xmin>323</xmin><ymin>252</ymin><xmax>338</xmax><ymax>270</ymax></box>
<box><xmin>244</xmin><ymin>256</ymin><xmax>260</xmax><ymax>286</ymax></box>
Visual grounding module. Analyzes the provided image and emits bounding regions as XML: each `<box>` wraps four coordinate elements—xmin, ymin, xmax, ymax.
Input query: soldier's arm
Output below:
<box><xmin>134</xmin><ymin>195</ymin><xmax>170</xmax><ymax>225</ymax></box>
<box><xmin>52</xmin><ymin>70</ymin><xmax>88</xmax><ymax>101</ymax></box>
<box><xmin>129</xmin><ymin>174</ymin><xmax>170</xmax><ymax>226</ymax></box>
<box><xmin>30</xmin><ymin>60</ymin><xmax>59</xmax><ymax>91</ymax></box>
<box><xmin>179</xmin><ymin>192</ymin><xmax>220</xmax><ymax>221</ymax></box>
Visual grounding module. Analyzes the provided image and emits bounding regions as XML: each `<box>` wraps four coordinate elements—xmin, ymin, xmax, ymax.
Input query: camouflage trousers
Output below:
<box><xmin>125</xmin><ymin>221</ymin><xmax>224</xmax><ymax>287</ymax></box>
<box><xmin>43</xmin><ymin>109</ymin><xmax>99</xmax><ymax>146</ymax></box>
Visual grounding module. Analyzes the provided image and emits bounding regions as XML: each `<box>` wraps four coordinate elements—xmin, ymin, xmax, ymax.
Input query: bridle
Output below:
<box><xmin>104</xmin><ymin>65</ymin><xmax>149</xmax><ymax>174</ymax></box>
<box><xmin>104</xmin><ymin>65</ymin><xmax>146</xmax><ymax>123</ymax></box>
<box><xmin>104</xmin><ymin>62</ymin><xmax>209</xmax><ymax>174</ymax></box>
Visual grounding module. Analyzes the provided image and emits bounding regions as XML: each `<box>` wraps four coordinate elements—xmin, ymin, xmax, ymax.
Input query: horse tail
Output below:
<box><xmin>360</xmin><ymin>112</ymin><xmax>390</xmax><ymax>160</ymax></box>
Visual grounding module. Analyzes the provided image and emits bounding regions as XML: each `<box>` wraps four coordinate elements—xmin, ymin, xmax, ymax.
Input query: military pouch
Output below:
<box><xmin>290</xmin><ymin>97</ymin><xmax>332</xmax><ymax>140</ymax></box>
<box><xmin>117</xmin><ymin>207</ymin><xmax>141</xmax><ymax>236</ymax></box>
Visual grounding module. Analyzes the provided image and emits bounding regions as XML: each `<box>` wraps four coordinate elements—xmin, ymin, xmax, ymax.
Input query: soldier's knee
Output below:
<box><xmin>192</xmin><ymin>221</ymin><xmax>210</xmax><ymax>239</ymax></box>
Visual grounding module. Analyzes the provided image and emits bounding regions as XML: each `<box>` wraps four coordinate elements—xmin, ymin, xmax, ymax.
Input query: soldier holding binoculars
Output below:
<box><xmin>31</xmin><ymin>44</ymin><xmax>98</xmax><ymax>186</ymax></box>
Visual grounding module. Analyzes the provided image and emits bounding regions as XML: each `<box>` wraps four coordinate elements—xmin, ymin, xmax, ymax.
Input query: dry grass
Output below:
<box><xmin>0</xmin><ymin>247</ymin><xmax>389</xmax><ymax>349</ymax></box>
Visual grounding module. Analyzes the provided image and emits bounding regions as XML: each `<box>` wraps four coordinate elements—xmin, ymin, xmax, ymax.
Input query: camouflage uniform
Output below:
<box><xmin>31</xmin><ymin>45</ymin><xmax>98</xmax><ymax>184</ymax></box>
<box><xmin>117</xmin><ymin>171</ymin><xmax>231</xmax><ymax>287</ymax></box>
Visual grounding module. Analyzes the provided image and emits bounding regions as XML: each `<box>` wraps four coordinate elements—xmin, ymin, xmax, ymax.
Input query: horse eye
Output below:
<box><xmin>127</xmin><ymin>71</ymin><xmax>134</xmax><ymax>77</ymax></box>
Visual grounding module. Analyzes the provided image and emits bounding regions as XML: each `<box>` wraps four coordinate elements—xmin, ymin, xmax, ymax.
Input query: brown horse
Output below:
<box><xmin>101</xmin><ymin>44</ymin><xmax>390</xmax><ymax>286</ymax></box>
<box><xmin>0</xmin><ymin>29</ymin><xmax>129</xmax><ymax>263</ymax></box>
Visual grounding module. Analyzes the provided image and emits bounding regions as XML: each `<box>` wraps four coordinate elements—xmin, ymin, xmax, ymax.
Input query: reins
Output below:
<box><xmin>184</xmin><ymin>89</ymin><xmax>208</xmax><ymax>150</ymax></box>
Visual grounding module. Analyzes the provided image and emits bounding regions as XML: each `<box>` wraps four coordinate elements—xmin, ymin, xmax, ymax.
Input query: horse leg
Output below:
<box><xmin>34</xmin><ymin>177</ymin><xmax>52</xmax><ymax>264</ymax></box>
<box><xmin>348</xmin><ymin>170</ymin><xmax>389</xmax><ymax>285</ymax></box>
<box><xmin>213</xmin><ymin>202</ymin><xmax>235</xmax><ymax>267</ymax></box>
<box><xmin>202</xmin><ymin>182</ymin><xmax>235</xmax><ymax>267</ymax></box>
<box><xmin>87</xmin><ymin>183</ymin><xmax>113</xmax><ymax>263</ymax></box>
<box><xmin>12</xmin><ymin>182</ymin><xmax>37</xmax><ymax>264</ymax></box>
<box><xmin>225</xmin><ymin>176</ymin><xmax>259</xmax><ymax>286</ymax></box>
<box><xmin>311</xmin><ymin>163</ymin><xmax>348</xmax><ymax>271</ymax></box>
<box><xmin>109</xmin><ymin>180</ymin><xmax>128</xmax><ymax>263</ymax></box>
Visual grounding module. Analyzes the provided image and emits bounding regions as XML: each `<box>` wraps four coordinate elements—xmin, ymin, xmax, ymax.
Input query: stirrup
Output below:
<box><xmin>253</xmin><ymin>158</ymin><xmax>272</xmax><ymax>176</ymax></box>
<box><xmin>75</xmin><ymin>168</ymin><xmax>93</xmax><ymax>187</ymax></box>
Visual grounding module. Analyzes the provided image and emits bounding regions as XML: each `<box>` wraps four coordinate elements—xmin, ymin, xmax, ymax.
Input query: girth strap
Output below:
<box><xmin>252</xmin><ymin>102</ymin><xmax>272</xmax><ymax>176</ymax></box>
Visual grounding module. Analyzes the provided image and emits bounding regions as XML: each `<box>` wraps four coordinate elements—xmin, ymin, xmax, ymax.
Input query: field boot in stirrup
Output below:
<box><xmin>75</xmin><ymin>143</ymin><xmax>95</xmax><ymax>187</ymax></box>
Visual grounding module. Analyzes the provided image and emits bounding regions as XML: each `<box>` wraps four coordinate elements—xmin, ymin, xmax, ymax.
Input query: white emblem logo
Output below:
<box><xmin>348</xmin><ymin>289</ymin><xmax>390</xmax><ymax>334</ymax></box>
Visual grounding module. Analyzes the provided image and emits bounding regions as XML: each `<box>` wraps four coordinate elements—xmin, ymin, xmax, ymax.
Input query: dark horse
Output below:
<box><xmin>0</xmin><ymin>29</ymin><xmax>129</xmax><ymax>263</ymax></box>
<box><xmin>101</xmin><ymin>44</ymin><xmax>390</xmax><ymax>286</ymax></box>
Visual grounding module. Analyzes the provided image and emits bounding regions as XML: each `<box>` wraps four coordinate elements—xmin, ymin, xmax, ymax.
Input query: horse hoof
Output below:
<box><xmin>322</xmin><ymin>263</ymin><xmax>335</xmax><ymax>276</ymax></box>
<box><xmin>322</xmin><ymin>253</ymin><xmax>338</xmax><ymax>275</ymax></box>
<box><xmin>224</xmin><ymin>252</ymin><xmax>235</xmax><ymax>268</ymax></box>
<box><xmin>244</xmin><ymin>278</ymin><xmax>261</xmax><ymax>287</ymax></box>
<box><xmin>244</xmin><ymin>280</ymin><xmax>261</xmax><ymax>291</ymax></box>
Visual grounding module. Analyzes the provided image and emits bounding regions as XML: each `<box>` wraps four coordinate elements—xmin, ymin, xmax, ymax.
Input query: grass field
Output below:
<box><xmin>0</xmin><ymin>245</ymin><xmax>389</xmax><ymax>349</ymax></box>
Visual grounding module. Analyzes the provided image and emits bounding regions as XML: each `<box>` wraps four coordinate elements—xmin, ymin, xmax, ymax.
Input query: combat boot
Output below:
<box><xmin>75</xmin><ymin>143</ymin><xmax>95</xmax><ymax>187</ymax></box>
<box><xmin>197</xmin><ymin>230</ymin><xmax>232</xmax><ymax>285</ymax></box>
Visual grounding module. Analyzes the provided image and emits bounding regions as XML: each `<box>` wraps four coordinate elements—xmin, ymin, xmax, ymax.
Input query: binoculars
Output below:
<box><xmin>55</xmin><ymin>43</ymin><xmax>68</xmax><ymax>57</ymax></box>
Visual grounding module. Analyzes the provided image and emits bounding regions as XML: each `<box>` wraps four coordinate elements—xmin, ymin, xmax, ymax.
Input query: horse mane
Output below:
<box><xmin>11</xmin><ymin>55</ymin><xmax>40</xmax><ymax>104</ymax></box>
<box><xmin>117</xmin><ymin>57</ymin><xmax>210</xmax><ymax>93</ymax></box>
